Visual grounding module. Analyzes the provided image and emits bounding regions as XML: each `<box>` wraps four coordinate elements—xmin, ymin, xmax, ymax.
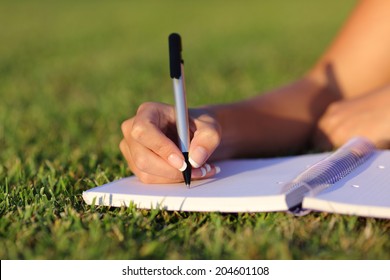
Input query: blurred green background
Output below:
<box><xmin>0</xmin><ymin>0</ymin><xmax>355</xmax><ymax>172</ymax></box>
<box><xmin>0</xmin><ymin>0</ymin><xmax>354</xmax><ymax>161</ymax></box>
<box><xmin>3</xmin><ymin>0</ymin><xmax>389</xmax><ymax>260</ymax></box>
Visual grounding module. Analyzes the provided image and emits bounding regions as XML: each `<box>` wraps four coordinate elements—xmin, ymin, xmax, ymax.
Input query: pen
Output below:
<box><xmin>169</xmin><ymin>33</ymin><xmax>192</xmax><ymax>187</ymax></box>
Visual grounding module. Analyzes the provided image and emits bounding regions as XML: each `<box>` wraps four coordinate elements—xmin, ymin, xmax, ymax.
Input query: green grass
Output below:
<box><xmin>1</xmin><ymin>0</ymin><xmax>390</xmax><ymax>260</ymax></box>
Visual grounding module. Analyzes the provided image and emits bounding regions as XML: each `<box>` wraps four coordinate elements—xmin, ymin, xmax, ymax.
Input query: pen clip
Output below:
<box><xmin>169</xmin><ymin>33</ymin><xmax>183</xmax><ymax>79</ymax></box>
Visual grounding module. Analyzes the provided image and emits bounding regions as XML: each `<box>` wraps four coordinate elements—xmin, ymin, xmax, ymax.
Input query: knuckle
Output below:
<box><xmin>136</xmin><ymin>102</ymin><xmax>150</xmax><ymax>113</ymax></box>
<box><xmin>133</xmin><ymin>155</ymin><xmax>149</xmax><ymax>172</ymax></box>
<box><xmin>317</xmin><ymin>116</ymin><xmax>329</xmax><ymax>130</ymax></box>
<box><xmin>130</xmin><ymin>121</ymin><xmax>147</xmax><ymax>141</ymax></box>
<box><xmin>137</xmin><ymin>101</ymin><xmax>158</xmax><ymax>114</ymax></box>
<box><xmin>119</xmin><ymin>139</ymin><xmax>127</xmax><ymax>153</ymax></box>
<box><xmin>326</xmin><ymin>101</ymin><xmax>342</xmax><ymax>115</ymax></box>
<box><xmin>154</xmin><ymin>143</ymin><xmax>174</xmax><ymax>158</ymax></box>
<box><xmin>121</xmin><ymin>118</ymin><xmax>134</xmax><ymax>136</ymax></box>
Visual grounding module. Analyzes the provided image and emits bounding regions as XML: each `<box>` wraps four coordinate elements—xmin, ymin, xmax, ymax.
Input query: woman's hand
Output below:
<box><xmin>313</xmin><ymin>85</ymin><xmax>390</xmax><ymax>150</ymax></box>
<box><xmin>120</xmin><ymin>102</ymin><xmax>221</xmax><ymax>184</ymax></box>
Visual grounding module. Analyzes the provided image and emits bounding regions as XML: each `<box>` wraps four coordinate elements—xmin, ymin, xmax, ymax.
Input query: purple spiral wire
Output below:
<box><xmin>282</xmin><ymin>137</ymin><xmax>376</xmax><ymax>213</ymax></box>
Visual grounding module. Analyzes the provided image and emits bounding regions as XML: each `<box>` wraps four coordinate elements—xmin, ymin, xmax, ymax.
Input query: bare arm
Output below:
<box><xmin>310</xmin><ymin>0</ymin><xmax>390</xmax><ymax>98</ymax></box>
<box><xmin>207</xmin><ymin>77</ymin><xmax>338</xmax><ymax>159</ymax></box>
<box><xmin>208</xmin><ymin>0</ymin><xmax>390</xmax><ymax>157</ymax></box>
<box><xmin>120</xmin><ymin>0</ymin><xmax>390</xmax><ymax>183</ymax></box>
<box><xmin>310</xmin><ymin>0</ymin><xmax>390</xmax><ymax>148</ymax></box>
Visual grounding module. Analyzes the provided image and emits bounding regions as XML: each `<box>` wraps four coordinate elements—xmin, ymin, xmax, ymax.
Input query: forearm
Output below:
<box><xmin>209</xmin><ymin>0</ymin><xmax>390</xmax><ymax>159</ymax></box>
<box><xmin>310</xmin><ymin>0</ymin><xmax>390</xmax><ymax>98</ymax></box>
<box><xmin>207</xmin><ymin>75</ymin><xmax>339</xmax><ymax>159</ymax></box>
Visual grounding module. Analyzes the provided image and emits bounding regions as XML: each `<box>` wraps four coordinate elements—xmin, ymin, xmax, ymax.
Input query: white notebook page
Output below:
<box><xmin>303</xmin><ymin>150</ymin><xmax>390</xmax><ymax>218</ymax></box>
<box><xmin>83</xmin><ymin>153</ymin><xmax>328</xmax><ymax>212</ymax></box>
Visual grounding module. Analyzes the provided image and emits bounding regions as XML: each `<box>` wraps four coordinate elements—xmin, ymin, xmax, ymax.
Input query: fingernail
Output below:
<box><xmin>204</xmin><ymin>163</ymin><xmax>211</xmax><ymax>172</ymax></box>
<box><xmin>200</xmin><ymin>167</ymin><xmax>207</xmax><ymax>177</ymax></box>
<box><xmin>189</xmin><ymin>146</ymin><xmax>208</xmax><ymax>168</ymax></box>
<box><xmin>168</xmin><ymin>154</ymin><xmax>187</xmax><ymax>171</ymax></box>
<box><xmin>192</xmin><ymin>164</ymin><xmax>221</xmax><ymax>179</ymax></box>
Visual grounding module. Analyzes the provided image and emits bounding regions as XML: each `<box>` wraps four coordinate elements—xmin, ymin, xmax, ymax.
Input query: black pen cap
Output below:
<box><xmin>169</xmin><ymin>33</ymin><xmax>183</xmax><ymax>79</ymax></box>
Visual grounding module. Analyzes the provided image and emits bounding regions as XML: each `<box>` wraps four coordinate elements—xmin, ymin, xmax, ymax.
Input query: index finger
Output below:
<box><xmin>121</xmin><ymin>102</ymin><xmax>187</xmax><ymax>171</ymax></box>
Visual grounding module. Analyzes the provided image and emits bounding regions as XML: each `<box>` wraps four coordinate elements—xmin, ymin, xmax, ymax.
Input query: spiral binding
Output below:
<box><xmin>281</xmin><ymin>137</ymin><xmax>376</xmax><ymax>215</ymax></box>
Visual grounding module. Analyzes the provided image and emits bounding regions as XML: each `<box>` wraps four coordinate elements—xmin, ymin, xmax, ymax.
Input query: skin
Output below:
<box><xmin>120</xmin><ymin>0</ymin><xmax>390</xmax><ymax>184</ymax></box>
<box><xmin>313</xmin><ymin>85</ymin><xmax>390</xmax><ymax>150</ymax></box>
<box><xmin>310</xmin><ymin>0</ymin><xmax>390</xmax><ymax>149</ymax></box>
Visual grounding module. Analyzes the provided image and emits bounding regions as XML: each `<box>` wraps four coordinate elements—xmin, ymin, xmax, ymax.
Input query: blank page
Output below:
<box><xmin>83</xmin><ymin>153</ymin><xmax>327</xmax><ymax>212</ymax></box>
<box><xmin>303</xmin><ymin>151</ymin><xmax>390</xmax><ymax>219</ymax></box>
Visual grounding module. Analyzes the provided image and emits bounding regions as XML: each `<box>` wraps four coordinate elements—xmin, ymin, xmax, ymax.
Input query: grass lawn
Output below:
<box><xmin>1</xmin><ymin>0</ymin><xmax>390</xmax><ymax>260</ymax></box>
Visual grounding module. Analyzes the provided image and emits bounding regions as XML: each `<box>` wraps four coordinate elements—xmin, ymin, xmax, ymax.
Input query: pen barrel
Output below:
<box><xmin>173</xmin><ymin>74</ymin><xmax>190</xmax><ymax>153</ymax></box>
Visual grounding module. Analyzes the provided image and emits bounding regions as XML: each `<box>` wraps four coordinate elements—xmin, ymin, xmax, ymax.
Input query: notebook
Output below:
<box><xmin>82</xmin><ymin>137</ymin><xmax>390</xmax><ymax>219</ymax></box>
